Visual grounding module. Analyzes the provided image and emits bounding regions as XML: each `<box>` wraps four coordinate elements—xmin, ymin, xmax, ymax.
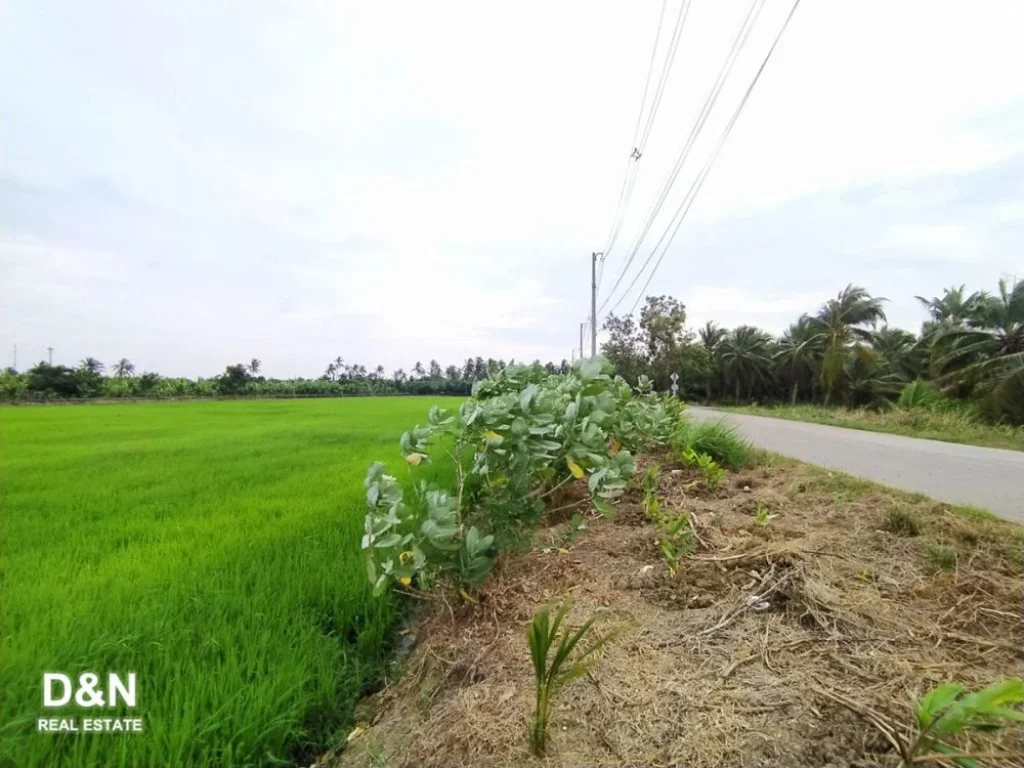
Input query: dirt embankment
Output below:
<box><xmin>332</xmin><ymin>458</ymin><xmax>1024</xmax><ymax>768</ymax></box>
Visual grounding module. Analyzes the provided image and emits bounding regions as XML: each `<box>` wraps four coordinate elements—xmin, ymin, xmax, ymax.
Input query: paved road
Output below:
<box><xmin>687</xmin><ymin>406</ymin><xmax>1024</xmax><ymax>524</ymax></box>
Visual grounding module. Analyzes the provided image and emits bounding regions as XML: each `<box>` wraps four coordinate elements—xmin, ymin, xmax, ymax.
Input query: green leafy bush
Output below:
<box><xmin>362</xmin><ymin>359</ymin><xmax>686</xmax><ymax>595</ymax></box>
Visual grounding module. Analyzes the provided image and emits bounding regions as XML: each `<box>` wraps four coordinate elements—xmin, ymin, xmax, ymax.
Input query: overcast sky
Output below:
<box><xmin>2</xmin><ymin>1</ymin><xmax>1022</xmax><ymax>378</ymax></box>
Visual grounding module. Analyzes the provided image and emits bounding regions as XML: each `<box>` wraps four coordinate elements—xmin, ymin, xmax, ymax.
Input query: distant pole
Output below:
<box><xmin>590</xmin><ymin>252</ymin><xmax>601</xmax><ymax>358</ymax></box>
<box><xmin>47</xmin><ymin>347</ymin><xmax>53</xmax><ymax>365</ymax></box>
<box><xmin>12</xmin><ymin>344</ymin><xmax>16</xmax><ymax>371</ymax></box>
<box><xmin>579</xmin><ymin>322</ymin><xmax>584</xmax><ymax>360</ymax></box>
<box><xmin>571</xmin><ymin>348</ymin><xmax>576</xmax><ymax>364</ymax></box>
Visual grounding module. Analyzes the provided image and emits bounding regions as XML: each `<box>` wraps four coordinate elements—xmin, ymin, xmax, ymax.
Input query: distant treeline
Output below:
<box><xmin>0</xmin><ymin>356</ymin><xmax>574</xmax><ymax>402</ymax></box>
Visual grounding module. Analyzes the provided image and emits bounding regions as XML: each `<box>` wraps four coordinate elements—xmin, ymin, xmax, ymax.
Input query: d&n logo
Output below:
<box><xmin>37</xmin><ymin>673</ymin><xmax>144</xmax><ymax>733</ymax></box>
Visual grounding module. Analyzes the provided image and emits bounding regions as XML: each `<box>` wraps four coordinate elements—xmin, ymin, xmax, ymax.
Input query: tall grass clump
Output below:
<box><xmin>672</xmin><ymin>418</ymin><xmax>752</xmax><ymax>470</ymax></box>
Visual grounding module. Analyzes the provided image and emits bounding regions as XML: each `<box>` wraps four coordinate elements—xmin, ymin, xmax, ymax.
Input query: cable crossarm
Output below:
<box><xmin>596</xmin><ymin>0</ymin><xmax>767</xmax><ymax>315</ymax></box>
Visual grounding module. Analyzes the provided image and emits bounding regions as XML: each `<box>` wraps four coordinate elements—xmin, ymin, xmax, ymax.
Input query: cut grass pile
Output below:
<box><xmin>0</xmin><ymin>397</ymin><xmax>461</xmax><ymax>768</ymax></box>
<box><xmin>722</xmin><ymin>403</ymin><xmax>1024</xmax><ymax>452</ymax></box>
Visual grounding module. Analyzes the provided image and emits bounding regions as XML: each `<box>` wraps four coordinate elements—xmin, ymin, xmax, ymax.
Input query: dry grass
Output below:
<box><xmin>329</xmin><ymin>458</ymin><xmax>1024</xmax><ymax>768</ymax></box>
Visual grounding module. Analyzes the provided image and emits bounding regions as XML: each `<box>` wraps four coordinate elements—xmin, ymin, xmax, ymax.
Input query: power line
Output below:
<box><xmin>596</xmin><ymin>0</ymin><xmax>681</xmax><ymax>295</ymax></box>
<box><xmin>622</xmin><ymin>0</ymin><xmax>804</xmax><ymax>316</ymax></box>
<box><xmin>636</xmin><ymin>0</ymin><xmax>693</xmax><ymax>151</ymax></box>
<box><xmin>597</xmin><ymin>0</ymin><xmax>767</xmax><ymax>316</ymax></box>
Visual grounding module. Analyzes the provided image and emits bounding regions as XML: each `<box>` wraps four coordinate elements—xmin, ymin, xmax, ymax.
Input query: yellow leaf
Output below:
<box><xmin>347</xmin><ymin>724</ymin><xmax>368</xmax><ymax>743</ymax></box>
<box><xmin>405</xmin><ymin>452</ymin><xmax>425</xmax><ymax>466</ymax></box>
<box><xmin>557</xmin><ymin>548</ymin><xmax>570</xmax><ymax>555</ymax></box>
<box><xmin>567</xmin><ymin>459</ymin><xmax>584</xmax><ymax>479</ymax></box>
<box><xmin>398</xmin><ymin>576</ymin><xmax>412</xmax><ymax>586</ymax></box>
<box><xmin>608</xmin><ymin>437</ymin><xmax>621</xmax><ymax>456</ymax></box>
<box><xmin>483</xmin><ymin>430</ymin><xmax>501</xmax><ymax>440</ymax></box>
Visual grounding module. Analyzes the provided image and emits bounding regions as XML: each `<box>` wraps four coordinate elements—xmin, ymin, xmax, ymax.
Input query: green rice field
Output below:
<box><xmin>0</xmin><ymin>397</ymin><xmax>461</xmax><ymax>767</ymax></box>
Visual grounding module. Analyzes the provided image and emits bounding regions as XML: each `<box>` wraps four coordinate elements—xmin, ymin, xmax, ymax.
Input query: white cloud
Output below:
<box><xmin>1</xmin><ymin>0</ymin><xmax>1023</xmax><ymax>376</ymax></box>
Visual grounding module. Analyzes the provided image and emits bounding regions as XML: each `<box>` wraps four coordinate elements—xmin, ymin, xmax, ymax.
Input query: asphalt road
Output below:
<box><xmin>687</xmin><ymin>406</ymin><xmax>1024</xmax><ymax>524</ymax></box>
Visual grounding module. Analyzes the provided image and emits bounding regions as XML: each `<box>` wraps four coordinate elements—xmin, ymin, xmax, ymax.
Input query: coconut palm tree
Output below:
<box><xmin>718</xmin><ymin>326</ymin><xmax>773</xmax><ymax>402</ymax></box>
<box><xmin>79</xmin><ymin>357</ymin><xmax>105</xmax><ymax>375</ymax></box>
<box><xmin>113</xmin><ymin>358</ymin><xmax>135</xmax><ymax>378</ymax></box>
<box><xmin>248</xmin><ymin>358</ymin><xmax>261</xmax><ymax>376</ymax></box>
<box><xmin>412</xmin><ymin>361</ymin><xmax>425</xmax><ymax>379</ymax></box>
<box><xmin>915</xmin><ymin>285</ymin><xmax>988</xmax><ymax>325</ymax></box>
<box><xmin>936</xmin><ymin>278</ymin><xmax>1024</xmax><ymax>422</ymax></box>
<box><xmin>871</xmin><ymin>325</ymin><xmax>923</xmax><ymax>382</ymax></box>
<box><xmin>698</xmin><ymin>321</ymin><xmax>728</xmax><ymax>401</ymax></box>
<box><xmin>814</xmin><ymin>285</ymin><xmax>887</xmax><ymax>404</ymax></box>
<box><xmin>773</xmin><ymin>315</ymin><xmax>821</xmax><ymax>405</ymax></box>
<box><xmin>374</xmin><ymin>365</ymin><xmax>385</xmax><ymax>380</ymax></box>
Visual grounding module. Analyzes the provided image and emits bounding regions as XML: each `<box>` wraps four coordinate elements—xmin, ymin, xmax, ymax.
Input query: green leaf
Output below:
<box><xmin>916</xmin><ymin>683</ymin><xmax>965</xmax><ymax>730</ymax></box>
<box><xmin>375</xmin><ymin>532</ymin><xmax>402</xmax><ymax>549</ymax></box>
<box><xmin>592</xmin><ymin>497</ymin><xmax>615</xmax><ymax>519</ymax></box>
<box><xmin>579</xmin><ymin>358</ymin><xmax>602</xmax><ymax>381</ymax></box>
<box><xmin>520</xmin><ymin>383</ymin><xmax>539</xmax><ymax>412</ymax></box>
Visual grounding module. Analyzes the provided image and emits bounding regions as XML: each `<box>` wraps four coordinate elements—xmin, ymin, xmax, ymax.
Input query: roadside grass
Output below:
<box><xmin>720</xmin><ymin>403</ymin><xmax>1024</xmax><ymax>452</ymax></box>
<box><xmin>672</xmin><ymin>418</ymin><xmax>753</xmax><ymax>469</ymax></box>
<box><xmin>0</xmin><ymin>397</ymin><xmax>461</xmax><ymax>768</ymax></box>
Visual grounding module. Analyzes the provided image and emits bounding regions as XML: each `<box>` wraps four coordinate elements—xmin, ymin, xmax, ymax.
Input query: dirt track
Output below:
<box><xmin>688</xmin><ymin>406</ymin><xmax>1024</xmax><ymax>524</ymax></box>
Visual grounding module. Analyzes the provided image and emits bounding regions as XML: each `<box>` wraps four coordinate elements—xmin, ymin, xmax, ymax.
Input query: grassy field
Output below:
<box><xmin>721</xmin><ymin>403</ymin><xmax>1024</xmax><ymax>452</ymax></box>
<box><xmin>0</xmin><ymin>397</ymin><xmax>460</xmax><ymax>767</ymax></box>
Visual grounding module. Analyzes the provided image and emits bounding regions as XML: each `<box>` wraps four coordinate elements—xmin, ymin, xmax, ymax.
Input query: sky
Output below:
<box><xmin>2</xmin><ymin>0</ymin><xmax>1022</xmax><ymax>378</ymax></box>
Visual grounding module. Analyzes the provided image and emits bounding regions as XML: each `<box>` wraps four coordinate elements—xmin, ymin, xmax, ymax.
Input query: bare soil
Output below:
<box><xmin>330</xmin><ymin>457</ymin><xmax>1024</xmax><ymax>768</ymax></box>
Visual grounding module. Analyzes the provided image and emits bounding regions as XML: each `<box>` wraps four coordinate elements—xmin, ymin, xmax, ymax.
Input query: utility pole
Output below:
<box><xmin>590</xmin><ymin>252</ymin><xmax>601</xmax><ymax>358</ymax></box>
<box><xmin>579</xmin><ymin>323</ymin><xmax>584</xmax><ymax>360</ymax></box>
<box><xmin>47</xmin><ymin>346</ymin><xmax>53</xmax><ymax>365</ymax></box>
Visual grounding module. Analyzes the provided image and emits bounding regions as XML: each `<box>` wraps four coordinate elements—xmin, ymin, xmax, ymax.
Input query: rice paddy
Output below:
<box><xmin>0</xmin><ymin>397</ymin><xmax>460</xmax><ymax>767</ymax></box>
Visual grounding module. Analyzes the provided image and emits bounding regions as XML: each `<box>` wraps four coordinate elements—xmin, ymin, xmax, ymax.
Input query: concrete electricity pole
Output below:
<box><xmin>579</xmin><ymin>323</ymin><xmax>584</xmax><ymax>360</ymax></box>
<box><xmin>47</xmin><ymin>347</ymin><xmax>53</xmax><ymax>365</ymax></box>
<box><xmin>590</xmin><ymin>252</ymin><xmax>601</xmax><ymax>358</ymax></box>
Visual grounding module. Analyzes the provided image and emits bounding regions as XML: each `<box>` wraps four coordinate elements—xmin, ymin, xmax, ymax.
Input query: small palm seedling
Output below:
<box><xmin>656</xmin><ymin>514</ymin><xmax>693</xmax><ymax>573</ymax></box>
<box><xmin>527</xmin><ymin>599</ymin><xmax>617</xmax><ymax>757</ymax></box>
<box><xmin>895</xmin><ymin>678</ymin><xmax>1024</xmax><ymax>766</ymax></box>
<box><xmin>563</xmin><ymin>513</ymin><xmax>588</xmax><ymax>547</ymax></box>
<box><xmin>681</xmin><ymin>448</ymin><xmax>725</xmax><ymax>490</ymax></box>
<box><xmin>640</xmin><ymin>464</ymin><xmax>661</xmax><ymax>520</ymax></box>
<box><xmin>755</xmin><ymin>506</ymin><xmax>777</xmax><ymax>527</ymax></box>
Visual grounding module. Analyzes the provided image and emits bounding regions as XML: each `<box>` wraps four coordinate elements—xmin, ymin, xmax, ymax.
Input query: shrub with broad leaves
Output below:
<box><xmin>361</xmin><ymin>358</ymin><xmax>685</xmax><ymax>595</ymax></box>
